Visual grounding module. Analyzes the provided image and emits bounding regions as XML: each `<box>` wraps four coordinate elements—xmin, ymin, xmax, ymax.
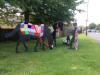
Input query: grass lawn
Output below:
<box><xmin>0</xmin><ymin>34</ymin><xmax>100</xmax><ymax>75</ymax></box>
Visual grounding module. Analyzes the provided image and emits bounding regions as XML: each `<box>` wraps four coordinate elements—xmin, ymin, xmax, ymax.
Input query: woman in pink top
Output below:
<box><xmin>73</xmin><ymin>27</ymin><xmax>78</xmax><ymax>50</ymax></box>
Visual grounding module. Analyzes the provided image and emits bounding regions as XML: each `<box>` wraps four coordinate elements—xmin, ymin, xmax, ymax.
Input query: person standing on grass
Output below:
<box><xmin>73</xmin><ymin>27</ymin><xmax>78</xmax><ymax>50</ymax></box>
<box><xmin>69</xmin><ymin>27</ymin><xmax>78</xmax><ymax>50</ymax></box>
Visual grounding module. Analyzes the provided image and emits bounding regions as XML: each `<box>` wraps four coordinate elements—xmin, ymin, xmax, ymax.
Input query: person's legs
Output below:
<box><xmin>51</xmin><ymin>31</ymin><xmax>56</xmax><ymax>47</ymax></box>
<box><xmin>74</xmin><ymin>40</ymin><xmax>78</xmax><ymax>50</ymax></box>
<box><xmin>66</xmin><ymin>35</ymin><xmax>70</xmax><ymax>46</ymax></box>
<box><xmin>69</xmin><ymin>36</ymin><xmax>74</xmax><ymax>48</ymax></box>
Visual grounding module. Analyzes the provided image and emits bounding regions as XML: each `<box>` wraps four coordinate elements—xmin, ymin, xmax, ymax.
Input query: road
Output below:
<box><xmin>87</xmin><ymin>32</ymin><xmax>100</xmax><ymax>42</ymax></box>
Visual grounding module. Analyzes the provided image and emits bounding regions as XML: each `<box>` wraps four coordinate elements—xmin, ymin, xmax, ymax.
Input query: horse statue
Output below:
<box><xmin>5</xmin><ymin>22</ymin><xmax>54</xmax><ymax>53</ymax></box>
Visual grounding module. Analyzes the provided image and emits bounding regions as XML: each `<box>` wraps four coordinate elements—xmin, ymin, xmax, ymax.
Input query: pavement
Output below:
<box><xmin>87</xmin><ymin>32</ymin><xmax>100</xmax><ymax>42</ymax></box>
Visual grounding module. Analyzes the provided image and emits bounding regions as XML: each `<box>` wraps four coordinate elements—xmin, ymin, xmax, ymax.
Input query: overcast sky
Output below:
<box><xmin>75</xmin><ymin>0</ymin><xmax>100</xmax><ymax>26</ymax></box>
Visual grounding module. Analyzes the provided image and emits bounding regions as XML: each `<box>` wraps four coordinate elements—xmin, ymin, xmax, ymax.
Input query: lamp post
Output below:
<box><xmin>86</xmin><ymin>0</ymin><xmax>89</xmax><ymax>36</ymax></box>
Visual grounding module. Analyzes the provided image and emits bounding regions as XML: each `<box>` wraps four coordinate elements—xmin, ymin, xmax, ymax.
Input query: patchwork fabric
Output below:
<box><xmin>20</xmin><ymin>22</ymin><xmax>44</xmax><ymax>37</ymax></box>
<box><xmin>20</xmin><ymin>28</ymin><xmax>24</xmax><ymax>31</ymax></box>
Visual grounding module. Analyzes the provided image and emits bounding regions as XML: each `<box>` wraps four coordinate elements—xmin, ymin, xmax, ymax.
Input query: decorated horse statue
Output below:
<box><xmin>5</xmin><ymin>22</ymin><xmax>54</xmax><ymax>53</ymax></box>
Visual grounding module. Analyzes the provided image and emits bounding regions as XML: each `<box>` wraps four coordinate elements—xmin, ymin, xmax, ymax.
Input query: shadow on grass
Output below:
<box><xmin>0</xmin><ymin>68</ymin><xmax>10</xmax><ymax>74</ymax></box>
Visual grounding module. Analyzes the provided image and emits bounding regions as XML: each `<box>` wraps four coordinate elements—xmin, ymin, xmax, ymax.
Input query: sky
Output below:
<box><xmin>75</xmin><ymin>0</ymin><xmax>100</xmax><ymax>26</ymax></box>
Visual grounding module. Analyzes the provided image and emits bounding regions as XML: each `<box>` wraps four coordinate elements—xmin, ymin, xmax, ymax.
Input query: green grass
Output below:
<box><xmin>0</xmin><ymin>34</ymin><xmax>100</xmax><ymax>75</ymax></box>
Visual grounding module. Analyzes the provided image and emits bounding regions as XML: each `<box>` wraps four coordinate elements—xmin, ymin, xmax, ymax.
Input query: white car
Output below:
<box><xmin>91</xmin><ymin>29</ymin><xmax>96</xmax><ymax>32</ymax></box>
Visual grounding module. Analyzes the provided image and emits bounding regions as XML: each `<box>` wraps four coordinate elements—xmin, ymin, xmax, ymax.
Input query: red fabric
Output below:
<box><xmin>34</xmin><ymin>32</ymin><xmax>39</xmax><ymax>36</ymax></box>
<box><xmin>21</xmin><ymin>31</ymin><xmax>25</xmax><ymax>35</ymax></box>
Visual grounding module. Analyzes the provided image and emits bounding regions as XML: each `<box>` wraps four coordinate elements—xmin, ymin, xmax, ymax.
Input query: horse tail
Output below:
<box><xmin>5</xmin><ymin>26</ymin><xmax>20</xmax><ymax>38</ymax></box>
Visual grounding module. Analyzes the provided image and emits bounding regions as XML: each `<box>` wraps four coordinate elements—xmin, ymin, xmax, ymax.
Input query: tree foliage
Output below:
<box><xmin>89</xmin><ymin>23</ymin><xmax>96</xmax><ymax>29</ymax></box>
<box><xmin>0</xmin><ymin>0</ymin><xmax>5</xmax><ymax>7</ymax></box>
<box><xmin>96</xmin><ymin>24</ymin><xmax>100</xmax><ymax>30</ymax></box>
<box><xmin>2</xmin><ymin>0</ymin><xmax>83</xmax><ymax>23</ymax></box>
<box><xmin>0</xmin><ymin>3</ymin><xmax>20</xmax><ymax>26</ymax></box>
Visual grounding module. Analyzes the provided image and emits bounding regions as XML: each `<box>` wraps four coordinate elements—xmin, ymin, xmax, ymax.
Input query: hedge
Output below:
<box><xmin>0</xmin><ymin>28</ymin><xmax>18</xmax><ymax>42</ymax></box>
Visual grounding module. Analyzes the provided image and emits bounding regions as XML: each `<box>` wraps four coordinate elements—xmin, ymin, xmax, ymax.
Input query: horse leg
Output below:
<box><xmin>34</xmin><ymin>38</ymin><xmax>39</xmax><ymax>52</ymax></box>
<box><xmin>42</xmin><ymin>43</ymin><xmax>45</xmax><ymax>50</ymax></box>
<box><xmin>22</xmin><ymin>39</ymin><xmax>28</xmax><ymax>52</ymax></box>
<box><xmin>41</xmin><ymin>38</ymin><xmax>45</xmax><ymax>50</ymax></box>
<box><xmin>16</xmin><ymin>39</ymin><xmax>21</xmax><ymax>53</ymax></box>
<box><xmin>20</xmin><ymin>34</ymin><xmax>28</xmax><ymax>52</ymax></box>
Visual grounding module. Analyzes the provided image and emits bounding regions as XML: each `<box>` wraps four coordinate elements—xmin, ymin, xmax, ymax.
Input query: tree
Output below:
<box><xmin>89</xmin><ymin>23</ymin><xmax>96</xmax><ymax>29</ymax></box>
<box><xmin>4</xmin><ymin>0</ymin><xmax>83</xmax><ymax>23</ymax></box>
<box><xmin>96</xmin><ymin>24</ymin><xmax>100</xmax><ymax>30</ymax></box>
<box><xmin>4</xmin><ymin>0</ymin><xmax>45</xmax><ymax>22</ymax></box>
<box><xmin>0</xmin><ymin>3</ymin><xmax>20</xmax><ymax>26</ymax></box>
<box><xmin>0</xmin><ymin>0</ymin><xmax>5</xmax><ymax>7</ymax></box>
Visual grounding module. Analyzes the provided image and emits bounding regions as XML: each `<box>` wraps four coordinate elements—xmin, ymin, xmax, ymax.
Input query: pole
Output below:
<box><xmin>86</xmin><ymin>0</ymin><xmax>89</xmax><ymax>36</ymax></box>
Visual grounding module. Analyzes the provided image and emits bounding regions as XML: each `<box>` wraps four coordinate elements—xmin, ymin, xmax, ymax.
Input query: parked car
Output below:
<box><xmin>87</xmin><ymin>29</ymin><xmax>91</xmax><ymax>32</ymax></box>
<box><xmin>91</xmin><ymin>29</ymin><xmax>96</xmax><ymax>32</ymax></box>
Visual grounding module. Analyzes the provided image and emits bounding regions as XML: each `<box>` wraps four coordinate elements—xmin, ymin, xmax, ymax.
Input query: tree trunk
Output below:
<box><xmin>24</xmin><ymin>10</ymin><xmax>29</xmax><ymax>23</ymax></box>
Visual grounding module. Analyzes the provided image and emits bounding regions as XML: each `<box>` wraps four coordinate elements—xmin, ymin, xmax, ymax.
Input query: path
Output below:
<box><xmin>87</xmin><ymin>32</ymin><xmax>100</xmax><ymax>42</ymax></box>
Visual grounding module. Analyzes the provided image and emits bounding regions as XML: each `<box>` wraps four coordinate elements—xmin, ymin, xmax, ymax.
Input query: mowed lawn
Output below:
<box><xmin>0</xmin><ymin>34</ymin><xmax>100</xmax><ymax>75</ymax></box>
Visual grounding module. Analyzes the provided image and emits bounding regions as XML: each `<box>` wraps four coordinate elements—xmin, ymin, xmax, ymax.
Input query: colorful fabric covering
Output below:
<box><xmin>20</xmin><ymin>22</ymin><xmax>44</xmax><ymax>37</ymax></box>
